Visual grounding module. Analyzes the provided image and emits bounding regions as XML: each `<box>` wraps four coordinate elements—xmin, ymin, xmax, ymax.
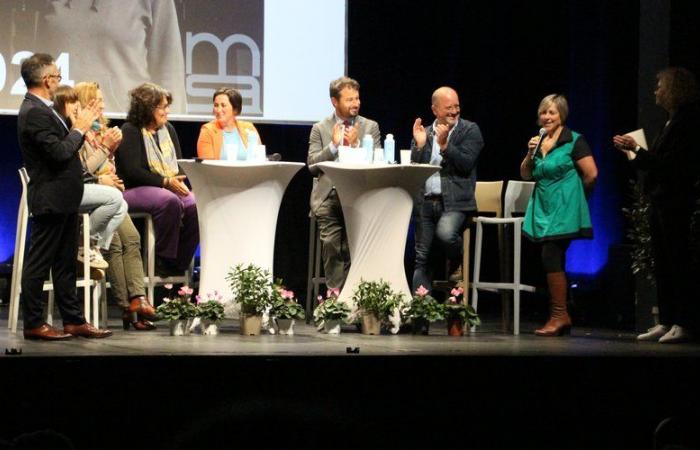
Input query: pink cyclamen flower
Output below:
<box><xmin>195</xmin><ymin>295</ymin><xmax>202</xmax><ymax>304</ymax></box>
<box><xmin>450</xmin><ymin>287</ymin><xmax>464</xmax><ymax>297</ymax></box>
<box><xmin>164</xmin><ymin>283</ymin><xmax>173</xmax><ymax>290</ymax></box>
<box><xmin>317</xmin><ymin>295</ymin><xmax>324</xmax><ymax>304</ymax></box>
<box><xmin>178</xmin><ymin>288</ymin><xmax>186</xmax><ymax>296</ymax></box>
<box><xmin>281</xmin><ymin>289</ymin><xmax>295</xmax><ymax>299</ymax></box>
<box><xmin>184</xmin><ymin>286</ymin><xmax>194</xmax><ymax>295</ymax></box>
<box><xmin>327</xmin><ymin>288</ymin><xmax>340</xmax><ymax>298</ymax></box>
<box><xmin>415</xmin><ymin>285</ymin><xmax>429</xmax><ymax>297</ymax></box>
<box><xmin>447</xmin><ymin>296</ymin><xmax>457</xmax><ymax>304</ymax></box>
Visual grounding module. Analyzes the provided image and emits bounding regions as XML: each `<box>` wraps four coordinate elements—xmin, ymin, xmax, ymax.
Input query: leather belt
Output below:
<box><xmin>424</xmin><ymin>194</ymin><xmax>442</xmax><ymax>201</ymax></box>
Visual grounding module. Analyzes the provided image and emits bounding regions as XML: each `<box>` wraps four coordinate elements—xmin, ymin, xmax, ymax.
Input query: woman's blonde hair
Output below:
<box><xmin>537</xmin><ymin>94</ymin><xmax>569</xmax><ymax>125</ymax></box>
<box><xmin>74</xmin><ymin>81</ymin><xmax>108</xmax><ymax>129</ymax></box>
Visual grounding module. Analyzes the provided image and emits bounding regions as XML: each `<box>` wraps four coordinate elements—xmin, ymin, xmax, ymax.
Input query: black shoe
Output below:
<box><xmin>155</xmin><ymin>257</ymin><xmax>183</xmax><ymax>277</ymax></box>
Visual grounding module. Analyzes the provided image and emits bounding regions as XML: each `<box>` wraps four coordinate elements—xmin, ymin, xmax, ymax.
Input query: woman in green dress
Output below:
<box><xmin>520</xmin><ymin>94</ymin><xmax>598</xmax><ymax>336</ymax></box>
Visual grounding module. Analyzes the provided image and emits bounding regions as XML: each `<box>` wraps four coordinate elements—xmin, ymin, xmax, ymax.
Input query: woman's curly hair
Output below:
<box><xmin>126</xmin><ymin>82</ymin><xmax>172</xmax><ymax>128</ymax></box>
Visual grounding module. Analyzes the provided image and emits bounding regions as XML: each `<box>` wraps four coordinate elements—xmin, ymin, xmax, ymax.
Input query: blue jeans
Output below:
<box><xmin>412</xmin><ymin>198</ymin><xmax>466</xmax><ymax>292</ymax></box>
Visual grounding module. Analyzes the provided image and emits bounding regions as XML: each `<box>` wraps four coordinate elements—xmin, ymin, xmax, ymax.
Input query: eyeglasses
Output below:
<box><xmin>45</xmin><ymin>73</ymin><xmax>62</xmax><ymax>82</ymax></box>
<box><xmin>155</xmin><ymin>104</ymin><xmax>171</xmax><ymax>111</ymax></box>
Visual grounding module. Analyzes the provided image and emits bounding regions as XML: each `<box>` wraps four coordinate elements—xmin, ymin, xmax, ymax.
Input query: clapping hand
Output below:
<box><xmin>71</xmin><ymin>100</ymin><xmax>100</xmax><ymax>134</ymax></box>
<box><xmin>413</xmin><ymin>118</ymin><xmax>427</xmax><ymax>149</ymax></box>
<box><xmin>344</xmin><ymin>125</ymin><xmax>359</xmax><ymax>147</ymax></box>
<box><xmin>332</xmin><ymin>122</ymin><xmax>344</xmax><ymax>147</ymax></box>
<box><xmin>435</xmin><ymin>123</ymin><xmax>449</xmax><ymax>149</ymax></box>
<box><xmin>101</xmin><ymin>127</ymin><xmax>123</xmax><ymax>152</ymax></box>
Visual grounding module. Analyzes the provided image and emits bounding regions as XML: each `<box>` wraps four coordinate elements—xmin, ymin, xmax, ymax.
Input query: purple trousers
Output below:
<box><xmin>123</xmin><ymin>186</ymin><xmax>199</xmax><ymax>272</ymax></box>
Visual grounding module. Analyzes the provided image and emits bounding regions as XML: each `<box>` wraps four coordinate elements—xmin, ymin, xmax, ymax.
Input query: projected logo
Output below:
<box><xmin>185</xmin><ymin>32</ymin><xmax>262</xmax><ymax>115</ymax></box>
<box><xmin>182</xmin><ymin>1</ymin><xmax>264</xmax><ymax>116</ymax></box>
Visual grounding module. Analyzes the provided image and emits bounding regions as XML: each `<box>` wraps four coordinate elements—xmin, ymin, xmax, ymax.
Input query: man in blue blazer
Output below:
<box><xmin>17</xmin><ymin>53</ymin><xmax>111</xmax><ymax>340</ymax></box>
<box><xmin>411</xmin><ymin>87</ymin><xmax>484</xmax><ymax>292</ymax></box>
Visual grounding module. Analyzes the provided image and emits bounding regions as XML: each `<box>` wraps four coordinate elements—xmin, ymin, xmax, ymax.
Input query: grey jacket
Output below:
<box><xmin>307</xmin><ymin>114</ymin><xmax>381</xmax><ymax>213</ymax></box>
<box><xmin>410</xmin><ymin>118</ymin><xmax>483</xmax><ymax>212</ymax></box>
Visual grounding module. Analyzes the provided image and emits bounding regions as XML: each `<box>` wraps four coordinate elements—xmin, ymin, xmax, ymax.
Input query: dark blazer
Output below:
<box><xmin>411</xmin><ymin>117</ymin><xmax>484</xmax><ymax>212</ymax></box>
<box><xmin>17</xmin><ymin>93</ymin><xmax>85</xmax><ymax>215</ymax></box>
<box><xmin>634</xmin><ymin>101</ymin><xmax>700</xmax><ymax>208</ymax></box>
<box><xmin>116</xmin><ymin>121</ymin><xmax>184</xmax><ymax>189</ymax></box>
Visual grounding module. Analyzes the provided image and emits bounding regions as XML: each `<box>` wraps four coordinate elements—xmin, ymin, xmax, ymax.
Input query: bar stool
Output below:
<box><xmin>471</xmin><ymin>180</ymin><xmax>536</xmax><ymax>335</ymax></box>
<box><xmin>432</xmin><ymin>181</ymin><xmax>504</xmax><ymax>303</ymax></box>
<box><xmin>8</xmin><ymin>168</ymin><xmax>100</xmax><ymax>333</ymax></box>
<box><xmin>129</xmin><ymin>212</ymin><xmax>193</xmax><ymax>302</ymax></box>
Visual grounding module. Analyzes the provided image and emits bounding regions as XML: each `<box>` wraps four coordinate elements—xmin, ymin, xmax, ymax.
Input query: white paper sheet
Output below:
<box><xmin>623</xmin><ymin>129</ymin><xmax>648</xmax><ymax>161</ymax></box>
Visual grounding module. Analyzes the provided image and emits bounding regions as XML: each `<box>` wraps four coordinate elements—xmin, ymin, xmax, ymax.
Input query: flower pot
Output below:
<box><xmin>240</xmin><ymin>313</ymin><xmax>263</xmax><ymax>335</ymax></box>
<box><xmin>169</xmin><ymin>319</ymin><xmax>191</xmax><ymax>336</ymax></box>
<box><xmin>276</xmin><ymin>318</ymin><xmax>295</xmax><ymax>335</ymax></box>
<box><xmin>360</xmin><ymin>312</ymin><xmax>381</xmax><ymax>335</ymax></box>
<box><xmin>323</xmin><ymin>319</ymin><xmax>342</xmax><ymax>334</ymax></box>
<box><xmin>201</xmin><ymin>319</ymin><xmax>220</xmax><ymax>336</ymax></box>
<box><xmin>412</xmin><ymin>319</ymin><xmax>430</xmax><ymax>335</ymax></box>
<box><xmin>446</xmin><ymin>317</ymin><xmax>464</xmax><ymax>336</ymax></box>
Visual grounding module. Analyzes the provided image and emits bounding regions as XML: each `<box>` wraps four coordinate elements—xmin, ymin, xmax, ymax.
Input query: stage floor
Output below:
<box><xmin>2</xmin><ymin>311</ymin><xmax>699</xmax><ymax>357</ymax></box>
<box><xmin>2</xmin><ymin>307</ymin><xmax>700</xmax><ymax>450</ymax></box>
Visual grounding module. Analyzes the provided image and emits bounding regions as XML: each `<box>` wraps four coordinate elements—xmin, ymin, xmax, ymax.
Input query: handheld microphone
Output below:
<box><xmin>531</xmin><ymin>127</ymin><xmax>546</xmax><ymax>157</ymax></box>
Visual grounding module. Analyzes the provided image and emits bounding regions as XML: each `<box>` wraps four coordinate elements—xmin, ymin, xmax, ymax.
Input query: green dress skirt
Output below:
<box><xmin>523</xmin><ymin>130</ymin><xmax>593</xmax><ymax>242</ymax></box>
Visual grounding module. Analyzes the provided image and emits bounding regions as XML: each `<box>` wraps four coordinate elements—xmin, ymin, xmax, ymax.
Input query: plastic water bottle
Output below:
<box><xmin>246</xmin><ymin>130</ymin><xmax>259</xmax><ymax>161</ymax></box>
<box><xmin>384</xmin><ymin>134</ymin><xmax>395</xmax><ymax>163</ymax></box>
<box><xmin>362</xmin><ymin>134</ymin><xmax>373</xmax><ymax>163</ymax></box>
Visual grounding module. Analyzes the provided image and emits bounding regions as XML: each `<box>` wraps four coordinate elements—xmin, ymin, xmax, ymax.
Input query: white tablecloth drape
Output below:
<box><xmin>179</xmin><ymin>160</ymin><xmax>304</xmax><ymax>303</ymax></box>
<box><xmin>313</xmin><ymin>162</ymin><xmax>440</xmax><ymax>333</ymax></box>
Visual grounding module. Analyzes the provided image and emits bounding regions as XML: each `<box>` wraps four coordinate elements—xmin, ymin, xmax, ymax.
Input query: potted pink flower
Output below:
<box><xmin>402</xmin><ymin>285</ymin><xmax>444</xmax><ymax>335</ymax></box>
<box><xmin>313</xmin><ymin>288</ymin><xmax>350</xmax><ymax>334</ymax></box>
<box><xmin>269</xmin><ymin>283</ymin><xmax>305</xmax><ymax>335</ymax></box>
<box><xmin>156</xmin><ymin>284</ymin><xmax>197</xmax><ymax>336</ymax></box>
<box><xmin>195</xmin><ymin>291</ymin><xmax>226</xmax><ymax>335</ymax></box>
<box><xmin>443</xmin><ymin>287</ymin><xmax>480</xmax><ymax>336</ymax></box>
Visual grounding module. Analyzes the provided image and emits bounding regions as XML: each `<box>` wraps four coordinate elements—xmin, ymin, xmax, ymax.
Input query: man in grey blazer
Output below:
<box><xmin>411</xmin><ymin>86</ymin><xmax>484</xmax><ymax>292</ymax></box>
<box><xmin>307</xmin><ymin>77</ymin><xmax>381</xmax><ymax>289</ymax></box>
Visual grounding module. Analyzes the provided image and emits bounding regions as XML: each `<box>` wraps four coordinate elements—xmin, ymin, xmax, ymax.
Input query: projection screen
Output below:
<box><xmin>0</xmin><ymin>0</ymin><xmax>347</xmax><ymax>124</ymax></box>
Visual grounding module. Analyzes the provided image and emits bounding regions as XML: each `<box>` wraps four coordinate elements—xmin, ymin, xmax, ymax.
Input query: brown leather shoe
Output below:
<box><xmin>23</xmin><ymin>324</ymin><xmax>72</xmax><ymax>341</ymax></box>
<box><xmin>63</xmin><ymin>322</ymin><xmax>113</xmax><ymax>338</ymax></box>
<box><xmin>129</xmin><ymin>296</ymin><xmax>157</xmax><ymax>321</ymax></box>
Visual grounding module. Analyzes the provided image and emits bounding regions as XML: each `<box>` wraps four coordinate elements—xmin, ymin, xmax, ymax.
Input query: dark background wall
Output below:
<box><xmin>0</xmin><ymin>0</ymin><xmax>697</xmax><ymax>324</ymax></box>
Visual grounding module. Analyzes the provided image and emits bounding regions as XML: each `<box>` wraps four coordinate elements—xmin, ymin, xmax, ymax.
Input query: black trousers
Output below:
<box><xmin>20</xmin><ymin>213</ymin><xmax>86</xmax><ymax>329</ymax></box>
<box><xmin>650</xmin><ymin>203</ymin><xmax>698</xmax><ymax>329</ymax></box>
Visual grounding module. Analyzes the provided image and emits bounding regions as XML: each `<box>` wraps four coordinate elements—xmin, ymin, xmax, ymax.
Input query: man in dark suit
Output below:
<box><xmin>307</xmin><ymin>77</ymin><xmax>381</xmax><ymax>290</ymax></box>
<box><xmin>17</xmin><ymin>53</ymin><xmax>112</xmax><ymax>340</ymax></box>
<box><xmin>411</xmin><ymin>87</ymin><xmax>484</xmax><ymax>292</ymax></box>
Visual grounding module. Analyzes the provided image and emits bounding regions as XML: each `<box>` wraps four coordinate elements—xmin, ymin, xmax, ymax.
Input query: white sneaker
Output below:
<box><xmin>78</xmin><ymin>246</ymin><xmax>109</xmax><ymax>270</ymax></box>
<box><xmin>637</xmin><ymin>324</ymin><xmax>669</xmax><ymax>341</ymax></box>
<box><xmin>658</xmin><ymin>325</ymin><xmax>692</xmax><ymax>344</ymax></box>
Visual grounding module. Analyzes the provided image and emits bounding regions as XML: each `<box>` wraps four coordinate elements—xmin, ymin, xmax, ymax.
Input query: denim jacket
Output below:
<box><xmin>410</xmin><ymin>118</ymin><xmax>484</xmax><ymax>212</ymax></box>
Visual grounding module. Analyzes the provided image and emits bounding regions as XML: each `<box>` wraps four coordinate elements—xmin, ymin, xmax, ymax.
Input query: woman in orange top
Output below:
<box><xmin>196</xmin><ymin>87</ymin><xmax>261</xmax><ymax>160</ymax></box>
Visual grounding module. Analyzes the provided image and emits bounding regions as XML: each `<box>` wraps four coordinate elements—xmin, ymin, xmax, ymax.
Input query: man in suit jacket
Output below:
<box><xmin>411</xmin><ymin>87</ymin><xmax>484</xmax><ymax>292</ymax></box>
<box><xmin>17</xmin><ymin>53</ymin><xmax>112</xmax><ymax>340</ymax></box>
<box><xmin>307</xmin><ymin>77</ymin><xmax>381</xmax><ymax>289</ymax></box>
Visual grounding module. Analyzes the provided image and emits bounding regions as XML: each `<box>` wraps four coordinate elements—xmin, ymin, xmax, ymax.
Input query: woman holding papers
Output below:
<box><xmin>613</xmin><ymin>67</ymin><xmax>700</xmax><ymax>343</ymax></box>
<box><xmin>520</xmin><ymin>94</ymin><xmax>598</xmax><ymax>337</ymax></box>
<box><xmin>196</xmin><ymin>87</ymin><xmax>261</xmax><ymax>161</ymax></box>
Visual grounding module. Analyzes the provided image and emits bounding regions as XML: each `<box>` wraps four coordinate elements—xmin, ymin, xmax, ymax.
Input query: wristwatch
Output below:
<box><xmin>632</xmin><ymin>145</ymin><xmax>641</xmax><ymax>154</ymax></box>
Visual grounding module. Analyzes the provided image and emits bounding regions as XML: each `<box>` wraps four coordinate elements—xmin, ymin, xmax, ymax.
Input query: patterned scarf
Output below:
<box><xmin>142</xmin><ymin>126</ymin><xmax>179</xmax><ymax>178</ymax></box>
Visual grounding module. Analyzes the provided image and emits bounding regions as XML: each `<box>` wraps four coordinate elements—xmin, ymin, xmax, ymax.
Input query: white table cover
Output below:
<box><xmin>179</xmin><ymin>160</ymin><xmax>304</xmax><ymax>302</ymax></box>
<box><xmin>313</xmin><ymin>162</ymin><xmax>440</xmax><ymax>333</ymax></box>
